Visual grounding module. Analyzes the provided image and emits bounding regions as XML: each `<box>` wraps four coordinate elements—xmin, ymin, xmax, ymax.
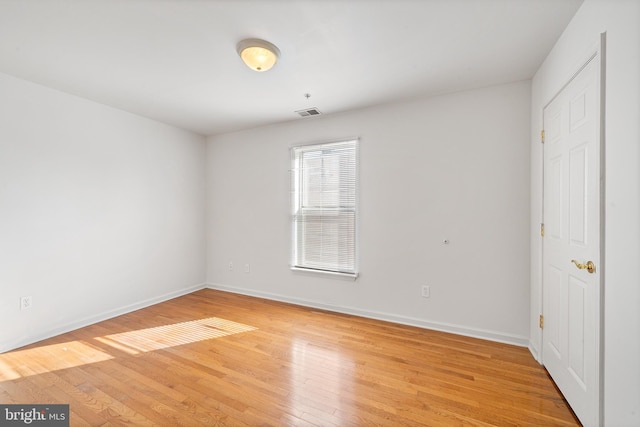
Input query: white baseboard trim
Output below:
<box><xmin>206</xmin><ymin>283</ymin><xmax>529</xmax><ymax>347</ymax></box>
<box><xmin>1</xmin><ymin>283</ymin><xmax>207</xmax><ymax>354</ymax></box>
<box><xmin>528</xmin><ymin>341</ymin><xmax>542</xmax><ymax>364</ymax></box>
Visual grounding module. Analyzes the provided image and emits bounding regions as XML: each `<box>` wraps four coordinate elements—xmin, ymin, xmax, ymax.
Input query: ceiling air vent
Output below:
<box><xmin>295</xmin><ymin>107</ymin><xmax>322</xmax><ymax>117</ymax></box>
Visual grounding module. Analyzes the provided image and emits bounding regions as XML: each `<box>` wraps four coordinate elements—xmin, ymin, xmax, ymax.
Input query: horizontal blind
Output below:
<box><xmin>290</xmin><ymin>139</ymin><xmax>358</xmax><ymax>275</ymax></box>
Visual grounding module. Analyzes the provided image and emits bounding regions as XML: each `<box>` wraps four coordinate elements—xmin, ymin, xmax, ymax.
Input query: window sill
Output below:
<box><xmin>290</xmin><ymin>266</ymin><xmax>359</xmax><ymax>280</ymax></box>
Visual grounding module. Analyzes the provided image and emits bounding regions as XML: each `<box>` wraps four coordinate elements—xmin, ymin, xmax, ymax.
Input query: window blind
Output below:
<box><xmin>290</xmin><ymin>139</ymin><xmax>359</xmax><ymax>277</ymax></box>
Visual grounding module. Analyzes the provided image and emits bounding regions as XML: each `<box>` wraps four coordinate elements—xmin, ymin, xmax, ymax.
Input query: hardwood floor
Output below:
<box><xmin>1</xmin><ymin>289</ymin><xmax>579</xmax><ymax>426</ymax></box>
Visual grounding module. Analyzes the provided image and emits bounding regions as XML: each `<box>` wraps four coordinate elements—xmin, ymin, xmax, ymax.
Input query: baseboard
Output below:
<box><xmin>206</xmin><ymin>283</ymin><xmax>530</xmax><ymax>347</ymax></box>
<box><xmin>528</xmin><ymin>341</ymin><xmax>541</xmax><ymax>363</ymax></box>
<box><xmin>1</xmin><ymin>283</ymin><xmax>208</xmax><ymax>353</ymax></box>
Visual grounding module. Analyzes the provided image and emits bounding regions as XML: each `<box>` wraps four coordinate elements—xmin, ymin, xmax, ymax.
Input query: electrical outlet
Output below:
<box><xmin>20</xmin><ymin>296</ymin><xmax>32</xmax><ymax>310</ymax></box>
<box><xmin>244</xmin><ymin>263</ymin><xmax>251</xmax><ymax>273</ymax></box>
<box><xmin>229</xmin><ymin>261</ymin><xmax>233</xmax><ymax>271</ymax></box>
<box><xmin>421</xmin><ymin>286</ymin><xmax>430</xmax><ymax>298</ymax></box>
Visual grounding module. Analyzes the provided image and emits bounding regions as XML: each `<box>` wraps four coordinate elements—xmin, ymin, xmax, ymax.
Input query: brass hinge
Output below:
<box><xmin>540</xmin><ymin>223</ymin><xmax>545</xmax><ymax>237</ymax></box>
<box><xmin>541</xmin><ymin>129</ymin><xmax>545</xmax><ymax>143</ymax></box>
<box><xmin>539</xmin><ymin>315</ymin><xmax>544</xmax><ymax>329</ymax></box>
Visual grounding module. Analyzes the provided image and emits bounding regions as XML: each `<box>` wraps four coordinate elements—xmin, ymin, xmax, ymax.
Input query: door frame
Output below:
<box><xmin>539</xmin><ymin>33</ymin><xmax>606</xmax><ymax>425</ymax></box>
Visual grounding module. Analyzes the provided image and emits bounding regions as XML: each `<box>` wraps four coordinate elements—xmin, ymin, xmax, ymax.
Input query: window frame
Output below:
<box><xmin>290</xmin><ymin>138</ymin><xmax>359</xmax><ymax>279</ymax></box>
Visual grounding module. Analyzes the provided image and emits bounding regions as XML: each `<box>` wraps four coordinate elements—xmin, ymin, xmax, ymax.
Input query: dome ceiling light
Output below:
<box><xmin>236</xmin><ymin>38</ymin><xmax>280</xmax><ymax>72</ymax></box>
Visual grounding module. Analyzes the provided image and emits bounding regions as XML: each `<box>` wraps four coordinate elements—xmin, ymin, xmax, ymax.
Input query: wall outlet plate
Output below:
<box><xmin>421</xmin><ymin>286</ymin><xmax>430</xmax><ymax>298</ymax></box>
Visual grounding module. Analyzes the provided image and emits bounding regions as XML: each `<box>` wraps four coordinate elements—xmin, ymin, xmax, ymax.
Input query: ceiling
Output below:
<box><xmin>0</xmin><ymin>0</ymin><xmax>582</xmax><ymax>136</ymax></box>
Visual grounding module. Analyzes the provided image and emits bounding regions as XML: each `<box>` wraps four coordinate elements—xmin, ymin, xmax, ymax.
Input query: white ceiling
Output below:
<box><xmin>0</xmin><ymin>0</ymin><xmax>582</xmax><ymax>136</ymax></box>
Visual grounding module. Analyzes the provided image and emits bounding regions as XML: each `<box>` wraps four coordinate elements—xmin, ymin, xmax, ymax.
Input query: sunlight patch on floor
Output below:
<box><xmin>95</xmin><ymin>317</ymin><xmax>257</xmax><ymax>355</ymax></box>
<box><xmin>0</xmin><ymin>317</ymin><xmax>257</xmax><ymax>381</ymax></box>
<box><xmin>0</xmin><ymin>341</ymin><xmax>113</xmax><ymax>381</ymax></box>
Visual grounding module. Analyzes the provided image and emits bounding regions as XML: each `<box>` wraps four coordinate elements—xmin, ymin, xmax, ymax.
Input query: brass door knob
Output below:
<box><xmin>571</xmin><ymin>259</ymin><xmax>596</xmax><ymax>274</ymax></box>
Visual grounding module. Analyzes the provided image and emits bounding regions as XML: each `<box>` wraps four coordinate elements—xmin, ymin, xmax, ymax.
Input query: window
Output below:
<box><xmin>290</xmin><ymin>139</ymin><xmax>359</xmax><ymax>277</ymax></box>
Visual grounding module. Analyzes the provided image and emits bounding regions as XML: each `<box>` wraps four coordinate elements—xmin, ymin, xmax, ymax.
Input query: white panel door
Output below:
<box><xmin>542</xmin><ymin>52</ymin><xmax>601</xmax><ymax>426</ymax></box>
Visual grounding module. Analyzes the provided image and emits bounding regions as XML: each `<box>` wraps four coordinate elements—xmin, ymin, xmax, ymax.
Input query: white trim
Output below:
<box><xmin>290</xmin><ymin>266</ymin><xmax>358</xmax><ymax>280</ymax></box>
<box><xmin>289</xmin><ymin>136</ymin><xmax>360</xmax><ymax>150</ymax></box>
<box><xmin>1</xmin><ymin>283</ymin><xmax>208</xmax><ymax>354</ymax></box>
<box><xmin>290</xmin><ymin>138</ymin><xmax>359</xmax><ymax>275</ymax></box>
<box><xmin>207</xmin><ymin>283</ymin><xmax>529</xmax><ymax>347</ymax></box>
<box><xmin>538</xmin><ymin>35</ymin><xmax>605</xmax><ymax>426</ymax></box>
<box><xmin>528</xmin><ymin>341</ymin><xmax>541</xmax><ymax>363</ymax></box>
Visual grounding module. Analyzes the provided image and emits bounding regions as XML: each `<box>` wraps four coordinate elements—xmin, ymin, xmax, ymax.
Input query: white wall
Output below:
<box><xmin>530</xmin><ymin>0</ymin><xmax>640</xmax><ymax>425</ymax></box>
<box><xmin>207</xmin><ymin>81</ymin><xmax>531</xmax><ymax>345</ymax></box>
<box><xmin>0</xmin><ymin>72</ymin><xmax>207</xmax><ymax>353</ymax></box>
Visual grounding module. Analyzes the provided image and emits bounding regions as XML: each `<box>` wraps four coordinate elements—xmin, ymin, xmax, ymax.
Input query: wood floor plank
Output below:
<box><xmin>1</xmin><ymin>289</ymin><xmax>580</xmax><ymax>426</ymax></box>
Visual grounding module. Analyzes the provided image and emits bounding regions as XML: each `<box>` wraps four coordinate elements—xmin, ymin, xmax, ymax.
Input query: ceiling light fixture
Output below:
<box><xmin>237</xmin><ymin>38</ymin><xmax>280</xmax><ymax>72</ymax></box>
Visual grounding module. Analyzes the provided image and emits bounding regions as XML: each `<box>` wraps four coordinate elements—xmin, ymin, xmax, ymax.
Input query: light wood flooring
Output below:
<box><xmin>0</xmin><ymin>289</ymin><xmax>579</xmax><ymax>426</ymax></box>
